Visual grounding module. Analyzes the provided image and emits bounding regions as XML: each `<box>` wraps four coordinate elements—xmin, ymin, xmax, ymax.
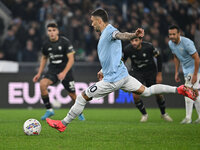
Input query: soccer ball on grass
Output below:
<box><xmin>23</xmin><ymin>119</ymin><xmax>41</xmax><ymax>135</ymax></box>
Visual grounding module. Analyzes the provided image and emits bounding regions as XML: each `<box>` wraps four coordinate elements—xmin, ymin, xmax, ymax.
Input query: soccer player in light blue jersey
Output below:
<box><xmin>168</xmin><ymin>25</ymin><xmax>200</xmax><ymax>124</ymax></box>
<box><xmin>46</xmin><ymin>9</ymin><xmax>197</xmax><ymax>132</ymax></box>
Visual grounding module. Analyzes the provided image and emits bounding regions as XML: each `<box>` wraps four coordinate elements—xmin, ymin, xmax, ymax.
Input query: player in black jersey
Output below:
<box><xmin>33</xmin><ymin>23</ymin><xmax>85</xmax><ymax>121</ymax></box>
<box><xmin>123</xmin><ymin>37</ymin><xmax>173</xmax><ymax>122</ymax></box>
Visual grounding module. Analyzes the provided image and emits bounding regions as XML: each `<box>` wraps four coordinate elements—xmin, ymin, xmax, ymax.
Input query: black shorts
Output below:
<box><xmin>42</xmin><ymin>68</ymin><xmax>75</xmax><ymax>93</ymax></box>
<box><xmin>129</xmin><ymin>70</ymin><xmax>156</xmax><ymax>87</ymax></box>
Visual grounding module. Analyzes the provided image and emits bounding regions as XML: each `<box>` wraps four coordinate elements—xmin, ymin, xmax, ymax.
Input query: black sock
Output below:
<box><xmin>156</xmin><ymin>95</ymin><xmax>166</xmax><ymax>115</ymax></box>
<box><xmin>135</xmin><ymin>100</ymin><xmax>147</xmax><ymax>115</ymax></box>
<box><xmin>42</xmin><ymin>95</ymin><xmax>52</xmax><ymax>109</ymax></box>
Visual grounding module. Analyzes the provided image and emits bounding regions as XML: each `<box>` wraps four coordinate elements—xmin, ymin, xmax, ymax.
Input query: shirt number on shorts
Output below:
<box><xmin>89</xmin><ymin>84</ymin><xmax>97</xmax><ymax>93</ymax></box>
<box><xmin>187</xmin><ymin>75</ymin><xmax>191</xmax><ymax>82</ymax></box>
<box><xmin>69</xmin><ymin>81</ymin><xmax>75</xmax><ymax>89</ymax></box>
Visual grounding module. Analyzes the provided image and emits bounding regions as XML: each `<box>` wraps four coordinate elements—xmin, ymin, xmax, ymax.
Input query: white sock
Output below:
<box><xmin>141</xmin><ymin>84</ymin><xmax>177</xmax><ymax>97</ymax></box>
<box><xmin>185</xmin><ymin>97</ymin><xmax>194</xmax><ymax>119</ymax></box>
<box><xmin>194</xmin><ymin>96</ymin><xmax>200</xmax><ymax>118</ymax></box>
<box><xmin>62</xmin><ymin>94</ymin><xmax>87</xmax><ymax>125</ymax></box>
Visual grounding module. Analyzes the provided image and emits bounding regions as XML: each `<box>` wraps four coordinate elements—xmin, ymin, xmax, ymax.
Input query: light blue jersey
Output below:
<box><xmin>98</xmin><ymin>24</ymin><xmax>128</xmax><ymax>82</ymax></box>
<box><xmin>168</xmin><ymin>36</ymin><xmax>200</xmax><ymax>76</ymax></box>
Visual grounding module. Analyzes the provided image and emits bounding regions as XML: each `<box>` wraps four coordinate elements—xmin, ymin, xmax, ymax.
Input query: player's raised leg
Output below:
<box><xmin>139</xmin><ymin>84</ymin><xmax>197</xmax><ymax>101</ymax></box>
<box><xmin>122</xmin><ymin>75</ymin><xmax>197</xmax><ymax>101</ymax></box>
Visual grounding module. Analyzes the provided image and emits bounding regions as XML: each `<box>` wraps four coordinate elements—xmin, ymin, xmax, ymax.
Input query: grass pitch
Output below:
<box><xmin>0</xmin><ymin>108</ymin><xmax>199</xmax><ymax>150</ymax></box>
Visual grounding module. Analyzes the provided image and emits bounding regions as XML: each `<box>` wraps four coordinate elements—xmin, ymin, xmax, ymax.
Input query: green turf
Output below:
<box><xmin>0</xmin><ymin>108</ymin><xmax>199</xmax><ymax>150</ymax></box>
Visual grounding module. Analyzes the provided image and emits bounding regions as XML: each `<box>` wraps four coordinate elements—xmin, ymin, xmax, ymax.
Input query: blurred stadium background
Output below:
<box><xmin>0</xmin><ymin>0</ymin><xmax>200</xmax><ymax>108</ymax></box>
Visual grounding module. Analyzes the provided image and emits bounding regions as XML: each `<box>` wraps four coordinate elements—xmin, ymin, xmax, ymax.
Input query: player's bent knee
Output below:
<box><xmin>40</xmin><ymin>82</ymin><xmax>47</xmax><ymax>90</ymax></box>
<box><xmin>40</xmin><ymin>79</ymin><xmax>51</xmax><ymax>88</ymax></box>
<box><xmin>81</xmin><ymin>91</ymin><xmax>92</xmax><ymax>101</ymax></box>
<box><xmin>40</xmin><ymin>80</ymin><xmax>51</xmax><ymax>95</ymax></box>
<box><xmin>134</xmin><ymin>85</ymin><xmax>146</xmax><ymax>95</ymax></box>
<box><xmin>140</xmin><ymin>87</ymin><xmax>151</xmax><ymax>97</ymax></box>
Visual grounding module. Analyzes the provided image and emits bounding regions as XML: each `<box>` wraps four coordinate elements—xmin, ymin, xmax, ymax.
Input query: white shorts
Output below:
<box><xmin>185</xmin><ymin>73</ymin><xmax>200</xmax><ymax>90</ymax></box>
<box><xmin>85</xmin><ymin>75</ymin><xmax>142</xmax><ymax>98</ymax></box>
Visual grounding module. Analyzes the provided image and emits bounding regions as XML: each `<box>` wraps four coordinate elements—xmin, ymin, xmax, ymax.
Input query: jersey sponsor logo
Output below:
<box><xmin>48</xmin><ymin>47</ymin><xmax>52</xmax><ymax>51</ymax></box>
<box><xmin>137</xmin><ymin>64</ymin><xmax>147</xmax><ymax>68</ymax></box>
<box><xmin>54</xmin><ymin>54</ymin><xmax>63</xmax><ymax>58</ymax></box>
<box><xmin>49</xmin><ymin>53</ymin><xmax>63</xmax><ymax>59</ymax></box>
<box><xmin>52</xmin><ymin>60</ymin><xmax>62</xmax><ymax>64</ymax></box>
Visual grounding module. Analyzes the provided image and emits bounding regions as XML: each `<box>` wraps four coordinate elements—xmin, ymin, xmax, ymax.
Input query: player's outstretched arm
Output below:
<box><xmin>33</xmin><ymin>55</ymin><xmax>48</xmax><ymax>82</ymax></box>
<box><xmin>115</xmin><ymin>28</ymin><xmax>144</xmax><ymax>41</ymax></box>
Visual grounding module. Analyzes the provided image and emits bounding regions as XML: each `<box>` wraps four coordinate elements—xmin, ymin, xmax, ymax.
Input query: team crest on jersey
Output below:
<box><xmin>179</xmin><ymin>47</ymin><xmax>184</xmax><ymax>51</ymax></box>
<box><xmin>48</xmin><ymin>47</ymin><xmax>52</xmax><ymax>51</ymax></box>
<box><xmin>58</xmin><ymin>46</ymin><xmax>62</xmax><ymax>50</ymax></box>
<box><xmin>143</xmin><ymin>53</ymin><xmax>146</xmax><ymax>57</ymax></box>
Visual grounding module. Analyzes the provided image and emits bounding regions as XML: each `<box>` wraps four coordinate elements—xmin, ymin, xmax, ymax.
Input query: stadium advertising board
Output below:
<box><xmin>3</xmin><ymin>80</ymin><xmax>137</xmax><ymax>108</ymax></box>
<box><xmin>0</xmin><ymin>73</ymin><xmax>185</xmax><ymax>108</ymax></box>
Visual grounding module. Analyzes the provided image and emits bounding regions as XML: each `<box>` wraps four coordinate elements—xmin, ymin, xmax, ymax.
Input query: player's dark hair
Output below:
<box><xmin>47</xmin><ymin>23</ymin><xmax>58</xmax><ymax>29</ymax></box>
<box><xmin>168</xmin><ymin>24</ymin><xmax>180</xmax><ymax>33</ymax></box>
<box><xmin>91</xmin><ymin>8</ymin><xmax>108</xmax><ymax>23</ymax></box>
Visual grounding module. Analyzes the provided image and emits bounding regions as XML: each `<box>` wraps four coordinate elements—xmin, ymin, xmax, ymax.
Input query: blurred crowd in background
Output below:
<box><xmin>0</xmin><ymin>0</ymin><xmax>200</xmax><ymax>64</ymax></box>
